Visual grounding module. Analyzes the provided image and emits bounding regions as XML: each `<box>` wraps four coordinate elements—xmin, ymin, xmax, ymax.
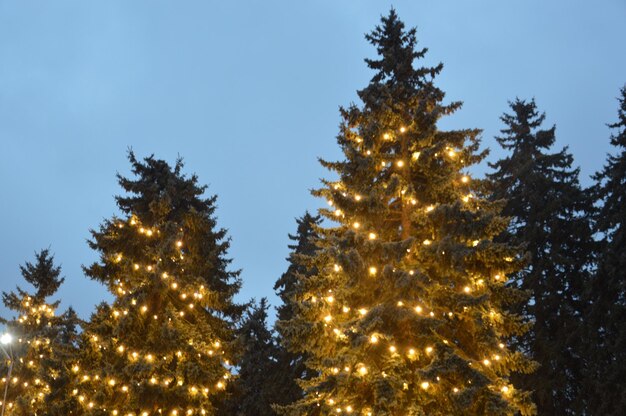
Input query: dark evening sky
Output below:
<box><xmin>1</xmin><ymin>0</ymin><xmax>624</xmax><ymax>320</ymax></box>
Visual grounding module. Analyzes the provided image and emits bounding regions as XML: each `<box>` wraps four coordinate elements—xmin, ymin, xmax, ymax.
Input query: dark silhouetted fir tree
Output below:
<box><xmin>488</xmin><ymin>98</ymin><xmax>595</xmax><ymax>415</ymax></box>
<box><xmin>276</xmin><ymin>10</ymin><xmax>536</xmax><ymax>416</ymax></box>
<box><xmin>584</xmin><ymin>86</ymin><xmax>626</xmax><ymax>416</ymax></box>
<box><xmin>227</xmin><ymin>298</ymin><xmax>280</xmax><ymax>416</ymax></box>
<box><xmin>273</xmin><ymin>212</ymin><xmax>321</xmax><ymax>407</ymax></box>
<box><xmin>44</xmin><ymin>306</ymin><xmax>82</xmax><ymax>416</ymax></box>
<box><xmin>70</xmin><ymin>152</ymin><xmax>242</xmax><ymax>416</ymax></box>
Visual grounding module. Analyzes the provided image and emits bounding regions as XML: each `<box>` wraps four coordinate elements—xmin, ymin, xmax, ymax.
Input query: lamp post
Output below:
<box><xmin>0</xmin><ymin>333</ymin><xmax>13</xmax><ymax>416</ymax></box>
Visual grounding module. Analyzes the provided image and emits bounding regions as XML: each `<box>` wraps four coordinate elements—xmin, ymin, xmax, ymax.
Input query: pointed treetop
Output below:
<box><xmin>18</xmin><ymin>248</ymin><xmax>64</xmax><ymax>299</ymax></box>
<box><xmin>116</xmin><ymin>150</ymin><xmax>211</xmax><ymax>224</ymax></box>
<box><xmin>496</xmin><ymin>98</ymin><xmax>556</xmax><ymax>151</ymax></box>
<box><xmin>608</xmin><ymin>85</ymin><xmax>626</xmax><ymax>147</ymax></box>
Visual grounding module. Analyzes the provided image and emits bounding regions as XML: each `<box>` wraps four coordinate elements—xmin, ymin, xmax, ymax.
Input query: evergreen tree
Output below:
<box><xmin>0</xmin><ymin>249</ymin><xmax>65</xmax><ymax>415</ymax></box>
<box><xmin>584</xmin><ymin>86</ymin><xmax>626</xmax><ymax>415</ymax></box>
<box><xmin>487</xmin><ymin>99</ymin><xmax>595</xmax><ymax>415</ymax></box>
<box><xmin>273</xmin><ymin>212</ymin><xmax>321</xmax><ymax>406</ymax></box>
<box><xmin>44</xmin><ymin>307</ymin><xmax>82</xmax><ymax>416</ymax></box>
<box><xmin>277</xmin><ymin>10</ymin><xmax>535</xmax><ymax>416</ymax></box>
<box><xmin>228</xmin><ymin>298</ymin><xmax>280</xmax><ymax>416</ymax></box>
<box><xmin>71</xmin><ymin>152</ymin><xmax>242</xmax><ymax>416</ymax></box>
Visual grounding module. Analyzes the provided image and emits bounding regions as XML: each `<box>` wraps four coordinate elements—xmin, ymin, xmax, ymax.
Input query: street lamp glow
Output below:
<box><xmin>0</xmin><ymin>334</ymin><xmax>11</xmax><ymax>345</ymax></box>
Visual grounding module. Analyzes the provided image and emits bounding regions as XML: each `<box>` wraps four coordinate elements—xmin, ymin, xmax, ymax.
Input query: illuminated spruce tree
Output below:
<box><xmin>584</xmin><ymin>86</ymin><xmax>626</xmax><ymax>415</ymax></box>
<box><xmin>276</xmin><ymin>10</ymin><xmax>536</xmax><ymax>416</ymax></box>
<box><xmin>0</xmin><ymin>249</ymin><xmax>64</xmax><ymax>415</ymax></box>
<box><xmin>72</xmin><ymin>152</ymin><xmax>242</xmax><ymax>416</ymax></box>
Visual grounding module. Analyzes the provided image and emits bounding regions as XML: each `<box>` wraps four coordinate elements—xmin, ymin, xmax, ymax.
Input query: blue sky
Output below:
<box><xmin>1</xmin><ymin>1</ymin><xmax>625</xmax><ymax>321</ymax></box>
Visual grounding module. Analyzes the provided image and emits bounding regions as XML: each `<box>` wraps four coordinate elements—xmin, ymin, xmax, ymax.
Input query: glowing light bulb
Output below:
<box><xmin>499</xmin><ymin>343</ymin><xmax>505</xmax><ymax>349</ymax></box>
<box><xmin>412</xmin><ymin>151</ymin><xmax>420</xmax><ymax>160</ymax></box>
<box><xmin>396</xmin><ymin>160</ymin><xmax>404</xmax><ymax>167</ymax></box>
<box><xmin>334</xmin><ymin>264</ymin><xmax>341</xmax><ymax>272</ymax></box>
<box><xmin>400</xmin><ymin>127</ymin><xmax>406</xmax><ymax>133</ymax></box>
<box><xmin>420</xmin><ymin>381</ymin><xmax>430</xmax><ymax>390</ymax></box>
<box><xmin>176</xmin><ymin>241</ymin><xmax>183</xmax><ymax>247</ymax></box>
<box><xmin>483</xmin><ymin>359</ymin><xmax>490</xmax><ymax>366</ymax></box>
<box><xmin>354</xmin><ymin>194</ymin><xmax>362</xmax><ymax>201</ymax></box>
<box><xmin>370</xmin><ymin>335</ymin><xmax>378</xmax><ymax>344</ymax></box>
<box><xmin>461</xmin><ymin>176</ymin><xmax>469</xmax><ymax>183</ymax></box>
<box><xmin>368</xmin><ymin>266</ymin><xmax>377</xmax><ymax>275</ymax></box>
<box><xmin>464</xmin><ymin>286</ymin><xmax>471</xmax><ymax>293</ymax></box>
<box><xmin>415</xmin><ymin>306</ymin><xmax>423</xmax><ymax>314</ymax></box>
<box><xmin>383</xmin><ymin>133</ymin><xmax>390</xmax><ymax>140</ymax></box>
<box><xmin>425</xmin><ymin>205</ymin><xmax>434</xmax><ymax>212</ymax></box>
<box><xmin>389</xmin><ymin>346</ymin><xmax>397</xmax><ymax>353</ymax></box>
<box><xmin>501</xmin><ymin>386</ymin><xmax>509</xmax><ymax>393</ymax></box>
<box><xmin>324</xmin><ymin>315</ymin><xmax>332</xmax><ymax>323</ymax></box>
<box><xmin>425</xmin><ymin>346</ymin><xmax>433</xmax><ymax>354</ymax></box>
<box><xmin>423</xmin><ymin>239</ymin><xmax>432</xmax><ymax>245</ymax></box>
<box><xmin>358</xmin><ymin>308</ymin><xmax>367</xmax><ymax>316</ymax></box>
<box><xmin>358</xmin><ymin>366</ymin><xmax>368</xmax><ymax>375</ymax></box>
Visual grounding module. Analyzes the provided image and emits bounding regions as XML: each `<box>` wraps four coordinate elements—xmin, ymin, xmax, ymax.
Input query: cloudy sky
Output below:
<box><xmin>1</xmin><ymin>0</ymin><xmax>624</xmax><ymax>321</ymax></box>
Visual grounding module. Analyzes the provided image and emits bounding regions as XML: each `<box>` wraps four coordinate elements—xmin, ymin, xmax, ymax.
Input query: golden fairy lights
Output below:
<box><xmin>64</xmin><ymin>215</ymin><xmax>233</xmax><ymax>415</ymax></box>
<box><xmin>305</xmin><ymin>136</ymin><xmax>520</xmax><ymax>413</ymax></box>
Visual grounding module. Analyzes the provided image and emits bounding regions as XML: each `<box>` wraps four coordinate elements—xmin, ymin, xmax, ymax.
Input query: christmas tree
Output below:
<box><xmin>277</xmin><ymin>10</ymin><xmax>536</xmax><ymax>416</ymax></box>
<box><xmin>273</xmin><ymin>212</ymin><xmax>321</xmax><ymax>406</ymax></box>
<box><xmin>488</xmin><ymin>98</ymin><xmax>595</xmax><ymax>414</ymax></box>
<box><xmin>584</xmin><ymin>86</ymin><xmax>626</xmax><ymax>415</ymax></box>
<box><xmin>226</xmin><ymin>298</ymin><xmax>280</xmax><ymax>416</ymax></box>
<box><xmin>0</xmin><ymin>249</ymin><xmax>65</xmax><ymax>415</ymax></box>
<box><xmin>71</xmin><ymin>152</ymin><xmax>242</xmax><ymax>416</ymax></box>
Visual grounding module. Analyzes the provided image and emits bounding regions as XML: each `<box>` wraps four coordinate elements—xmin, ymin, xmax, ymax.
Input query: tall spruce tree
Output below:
<box><xmin>227</xmin><ymin>298</ymin><xmax>280</xmax><ymax>416</ymax></box>
<box><xmin>273</xmin><ymin>212</ymin><xmax>321</xmax><ymax>406</ymax></box>
<box><xmin>277</xmin><ymin>10</ymin><xmax>535</xmax><ymax>416</ymax></box>
<box><xmin>487</xmin><ymin>98</ymin><xmax>594</xmax><ymax>415</ymax></box>
<box><xmin>0</xmin><ymin>249</ymin><xmax>65</xmax><ymax>415</ymax></box>
<box><xmin>584</xmin><ymin>86</ymin><xmax>626</xmax><ymax>415</ymax></box>
<box><xmin>71</xmin><ymin>152</ymin><xmax>242</xmax><ymax>416</ymax></box>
